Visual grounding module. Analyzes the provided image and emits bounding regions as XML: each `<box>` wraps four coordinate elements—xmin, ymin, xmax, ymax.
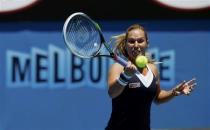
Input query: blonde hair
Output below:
<box><xmin>112</xmin><ymin>24</ymin><xmax>154</xmax><ymax>63</ymax></box>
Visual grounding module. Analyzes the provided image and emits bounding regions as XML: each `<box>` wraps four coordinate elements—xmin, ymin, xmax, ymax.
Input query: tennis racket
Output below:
<box><xmin>63</xmin><ymin>12</ymin><xmax>128</xmax><ymax>67</ymax></box>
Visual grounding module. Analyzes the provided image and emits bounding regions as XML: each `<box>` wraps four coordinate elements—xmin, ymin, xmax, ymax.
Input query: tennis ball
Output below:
<box><xmin>135</xmin><ymin>55</ymin><xmax>148</xmax><ymax>68</ymax></box>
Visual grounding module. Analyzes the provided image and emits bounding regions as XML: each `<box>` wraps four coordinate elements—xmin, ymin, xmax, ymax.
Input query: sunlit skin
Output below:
<box><xmin>123</xmin><ymin>28</ymin><xmax>148</xmax><ymax>75</ymax></box>
<box><xmin>125</xmin><ymin>28</ymin><xmax>148</xmax><ymax>63</ymax></box>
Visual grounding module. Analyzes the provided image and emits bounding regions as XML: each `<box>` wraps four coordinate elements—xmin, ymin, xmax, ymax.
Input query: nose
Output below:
<box><xmin>134</xmin><ymin>42</ymin><xmax>139</xmax><ymax>48</ymax></box>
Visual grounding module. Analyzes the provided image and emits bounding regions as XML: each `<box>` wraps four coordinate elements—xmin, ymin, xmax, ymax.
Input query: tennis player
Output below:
<box><xmin>105</xmin><ymin>24</ymin><xmax>196</xmax><ymax>130</ymax></box>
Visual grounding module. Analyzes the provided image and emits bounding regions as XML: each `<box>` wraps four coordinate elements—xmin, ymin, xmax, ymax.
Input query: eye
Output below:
<box><xmin>137</xmin><ymin>38</ymin><xmax>145</xmax><ymax>43</ymax></box>
<box><xmin>127</xmin><ymin>38</ymin><xmax>136</xmax><ymax>43</ymax></box>
<box><xmin>127</xmin><ymin>38</ymin><xmax>145</xmax><ymax>44</ymax></box>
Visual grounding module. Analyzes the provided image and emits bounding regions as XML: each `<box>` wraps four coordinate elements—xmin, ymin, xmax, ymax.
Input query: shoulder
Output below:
<box><xmin>147</xmin><ymin>63</ymin><xmax>159</xmax><ymax>78</ymax></box>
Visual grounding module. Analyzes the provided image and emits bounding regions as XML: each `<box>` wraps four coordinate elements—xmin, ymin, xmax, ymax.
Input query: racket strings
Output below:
<box><xmin>65</xmin><ymin>16</ymin><xmax>101</xmax><ymax>57</ymax></box>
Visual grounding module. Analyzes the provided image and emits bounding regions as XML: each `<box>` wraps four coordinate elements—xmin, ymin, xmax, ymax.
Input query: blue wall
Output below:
<box><xmin>0</xmin><ymin>21</ymin><xmax>210</xmax><ymax>130</ymax></box>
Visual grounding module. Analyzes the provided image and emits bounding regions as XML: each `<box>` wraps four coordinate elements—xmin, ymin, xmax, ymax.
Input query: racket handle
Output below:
<box><xmin>114</xmin><ymin>55</ymin><xmax>128</xmax><ymax>67</ymax></box>
<box><xmin>114</xmin><ymin>55</ymin><xmax>140</xmax><ymax>74</ymax></box>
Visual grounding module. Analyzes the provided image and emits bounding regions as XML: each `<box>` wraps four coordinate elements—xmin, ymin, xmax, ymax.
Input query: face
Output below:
<box><xmin>125</xmin><ymin>28</ymin><xmax>148</xmax><ymax>61</ymax></box>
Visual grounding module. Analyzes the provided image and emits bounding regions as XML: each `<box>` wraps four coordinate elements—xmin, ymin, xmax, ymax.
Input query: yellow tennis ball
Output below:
<box><xmin>135</xmin><ymin>55</ymin><xmax>148</xmax><ymax>68</ymax></box>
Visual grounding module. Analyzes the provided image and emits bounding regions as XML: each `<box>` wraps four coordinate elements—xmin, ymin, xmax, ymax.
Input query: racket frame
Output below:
<box><xmin>63</xmin><ymin>12</ymin><xmax>128</xmax><ymax>66</ymax></box>
<box><xmin>63</xmin><ymin>12</ymin><xmax>115</xmax><ymax>58</ymax></box>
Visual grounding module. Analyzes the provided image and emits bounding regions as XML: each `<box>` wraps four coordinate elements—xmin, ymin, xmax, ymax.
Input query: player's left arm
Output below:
<box><xmin>149</xmin><ymin>64</ymin><xmax>196</xmax><ymax>104</ymax></box>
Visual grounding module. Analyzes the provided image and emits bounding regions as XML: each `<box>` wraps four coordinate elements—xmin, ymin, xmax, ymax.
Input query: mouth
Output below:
<box><xmin>132</xmin><ymin>48</ymin><xmax>144</xmax><ymax>57</ymax></box>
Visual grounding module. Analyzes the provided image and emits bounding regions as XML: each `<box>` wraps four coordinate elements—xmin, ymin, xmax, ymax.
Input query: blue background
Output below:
<box><xmin>0</xmin><ymin>20</ymin><xmax>210</xmax><ymax>130</ymax></box>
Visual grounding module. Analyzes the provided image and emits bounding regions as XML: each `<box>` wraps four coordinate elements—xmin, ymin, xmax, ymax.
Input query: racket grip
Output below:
<box><xmin>114</xmin><ymin>55</ymin><xmax>128</xmax><ymax>67</ymax></box>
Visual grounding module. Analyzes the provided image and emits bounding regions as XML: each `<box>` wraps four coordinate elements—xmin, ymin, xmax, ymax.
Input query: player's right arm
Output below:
<box><xmin>108</xmin><ymin>62</ymin><xmax>136</xmax><ymax>98</ymax></box>
<box><xmin>108</xmin><ymin>63</ymin><xmax>124</xmax><ymax>98</ymax></box>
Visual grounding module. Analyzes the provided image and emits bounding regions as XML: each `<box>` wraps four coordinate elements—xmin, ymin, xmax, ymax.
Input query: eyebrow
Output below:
<box><xmin>127</xmin><ymin>37</ymin><xmax>145</xmax><ymax>39</ymax></box>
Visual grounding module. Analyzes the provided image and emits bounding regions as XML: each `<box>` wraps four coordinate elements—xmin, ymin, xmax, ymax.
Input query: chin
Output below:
<box><xmin>133</xmin><ymin>53</ymin><xmax>144</xmax><ymax>57</ymax></box>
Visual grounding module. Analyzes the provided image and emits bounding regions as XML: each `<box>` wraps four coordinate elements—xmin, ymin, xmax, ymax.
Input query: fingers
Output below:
<box><xmin>124</xmin><ymin>61</ymin><xmax>137</xmax><ymax>75</ymax></box>
<box><xmin>174</xmin><ymin>77</ymin><xmax>197</xmax><ymax>96</ymax></box>
<box><xmin>182</xmin><ymin>78</ymin><xmax>197</xmax><ymax>95</ymax></box>
<box><xmin>185</xmin><ymin>91</ymin><xmax>191</xmax><ymax>96</ymax></box>
<box><xmin>189</xmin><ymin>83</ymin><xmax>197</xmax><ymax>91</ymax></box>
<box><xmin>186</xmin><ymin>77</ymin><xmax>196</xmax><ymax>86</ymax></box>
<box><xmin>184</xmin><ymin>78</ymin><xmax>197</xmax><ymax>90</ymax></box>
<box><xmin>176</xmin><ymin>80</ymin><xmax>186</xmax><ymax>91</ymax></box>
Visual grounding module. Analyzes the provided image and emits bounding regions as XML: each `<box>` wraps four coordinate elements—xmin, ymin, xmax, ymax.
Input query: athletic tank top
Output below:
<box><xmin>105</xmin><ymin>65</ymin><xmax>157</xmax><ymax>130</ymax></box>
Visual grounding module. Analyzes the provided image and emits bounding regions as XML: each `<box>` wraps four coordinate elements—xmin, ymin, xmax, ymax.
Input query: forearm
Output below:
<box><xmin>108</xmin><ymin>69</ymin><xmax>132</xmax><ymax>99</ymax></box>
<box><xmin>155</xmin><ymin>89</ymin><xmax>176</xmax><ymax>104</ymax></box>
